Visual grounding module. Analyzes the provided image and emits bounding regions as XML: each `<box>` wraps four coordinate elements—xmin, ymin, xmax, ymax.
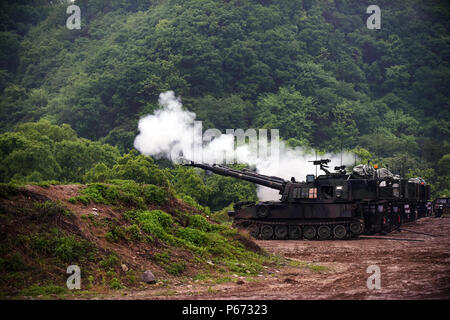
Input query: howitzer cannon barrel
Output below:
<box><xmin>183</xmin><ymin>161</ymin><xmax>286</xmax><ymax>190</ymax></box>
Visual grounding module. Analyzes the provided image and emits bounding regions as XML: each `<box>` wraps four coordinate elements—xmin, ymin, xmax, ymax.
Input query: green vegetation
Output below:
<box><xmin>0</xmin><ymin>183</ymin><xmax>19</xmax><ymax>199</ymax></box>
<box><xmin>19</xmin><ymin>284</ymin><xmax>67</xmax><ymax>297</ymax></box>
<box><xmin>0</xmin><ymin>198</ymin><xmax>99</xmax><ymax>296</ymax></box>
<box><xmin>109</xmin><ymin>278</ymin><xmax>124</xmax><ymax>290</ymax></box>
<box><xmin>127</xmin><ymin>209</ymin><xmax>272</xmax><ymax>275</ymax></box>
<box><xmin>69</xmin><ymin>180</ymin><xmax>169</xmax><ymax>208</ymax></box>
<box><xmin>0</xmin><ymin>121</ymin><xmax>119</xmax><ymax>184</ymax></box>
<box><xmin>0</xmin><ymin>0</ymin><xmax>447</xmax><ymax>196</ymax></box>
<box><xmin>29</xmin><ymin>229</ymin><xmax>93</xmax><ymax>263</ymax></box>
<box><xmin>33</xmin><ymin>201</ymin><xmax>73</xmax><ymax>218</ymax></box>
<box><xmin>99</xmin><ymin>254</ymin><xmax>120</xmax><ymax>270</ymax></box>
<box><xmin>154</xmin><ymin>251</ymin><xmax>186</xmax><ymax>276</ymax></box>
<box><xmin>0</xmin><ymin>253</ymin><xmax>29</xmax><ymax>272</ymax></box>
<box><xmin>287</xmin><ymin>259</ymin><xmax>330</xmax><ymax>273</ymax></box>
<box><xmin>210</xmin><ymin>204</ymin><xmax>234</xmax><ymax>225</ymax></box>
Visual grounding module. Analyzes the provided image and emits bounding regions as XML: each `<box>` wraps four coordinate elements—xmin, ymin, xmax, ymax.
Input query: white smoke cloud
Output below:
<box><xmin>134</xmin><ymin>91</ymin><xmax>355</xmax><ymax>201</ymax></box>
<box><xmin>134</xmin><ymin>91</ymin><xmax>197</xmax><ymax>158</ymax></box>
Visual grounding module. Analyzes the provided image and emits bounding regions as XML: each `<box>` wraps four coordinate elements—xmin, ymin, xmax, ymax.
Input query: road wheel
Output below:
<box><xmin>288</xmin><ymin>225</ymin><xmax>302</xmax><ymax>240</ymax></box>
<box><xmin>303</xmin><ymin>225</ymin><xmax>316</xmax><ymax>240</ymax></box>
<box><xmin>260</xmin><ymin>225</ymin><xmax>274</xmax><ymax>240</ymax></box>
<box><xmin>257</xmin><ymin>206</ymin><xmax>270</xmax><ymax>218</ymax></box>
<box><xmin>349</xmin><ymin>221</ymin><xmax>363</xmax><ymax>234</ymax></box>
<box><xmin>274</xmin><ymin>225</ymin><xmax>288</xmax><ymax>239</ymax></box>
<box><xmin>246</xmin><ymin>224</ymin><xmax>259</xmax><ymax>238</ymax></box>
<box><xmin>317</xmin><ymin>225</ymin><xmax>331</xmax><ymax>239</ymax></box>
<box><xmin>333</xmin><ymin>225</ymin><xmax>347</xmax><ymax>239</ymax></box>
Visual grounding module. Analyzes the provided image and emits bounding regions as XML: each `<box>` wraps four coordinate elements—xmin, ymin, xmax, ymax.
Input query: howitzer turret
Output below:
<box><xmin>183</xmin><ymin>159</ymin><xmax>431</xmax><ymax>240</ymax></box>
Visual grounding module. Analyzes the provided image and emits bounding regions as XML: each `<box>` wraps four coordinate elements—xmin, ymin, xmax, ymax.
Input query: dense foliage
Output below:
<box><xmin>0</xmin><ymin>0</ymin><xmax>449</xmax><ymax>197</ymax></box>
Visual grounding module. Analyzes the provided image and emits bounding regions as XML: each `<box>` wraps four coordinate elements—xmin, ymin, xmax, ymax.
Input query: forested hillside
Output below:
<box><xmin>0</xmin><ymin>0</ymin><xmax>449</xmax><ymax>198</ymax></box>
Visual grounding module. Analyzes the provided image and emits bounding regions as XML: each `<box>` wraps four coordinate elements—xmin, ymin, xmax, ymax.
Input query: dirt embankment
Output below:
<box><xmin>0</xmin><ymin>184</ymin><xmax>213</xmax><ymax>297</ymax></box>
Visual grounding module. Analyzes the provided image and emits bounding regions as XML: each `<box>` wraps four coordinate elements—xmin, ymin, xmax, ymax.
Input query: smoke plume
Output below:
<box><xmin>134</xmin><ymin>91</ymin><xmax>354</xmax><ymax>201</ymax></box>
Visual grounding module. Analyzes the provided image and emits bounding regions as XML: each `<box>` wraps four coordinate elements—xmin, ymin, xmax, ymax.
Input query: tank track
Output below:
<box><xmin>233</xmin><ymin>218</ymin><xmax>364</xmax><ymax>240</ymax></box>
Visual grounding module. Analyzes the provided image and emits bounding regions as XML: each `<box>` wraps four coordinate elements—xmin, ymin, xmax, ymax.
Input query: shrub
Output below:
<box><xmin>122</xmin><ymin>209</ymin><xmax>140</xmax><ymax>223</ymax></box>
<box><xmin>100</xmin><ymin>254</ymin><xmax>120</xmax><ymax>270</ymax></box>
<box><xmin>70</xmin><ymin>181</ymin><xmax>170</xmax><ymax>209</ymax></box>
<box><xmin>53</xmin><ymin>235</ymin><xmax>91</xmax><ymax>263</ymax></box>
<box><xmin>29</xmin><ymin>231</ymin><xmax>91</xmax><ymax>263</ymax></box>
<box><xmin>106</xmin><ymin>226</ymin><xmax>128</xmax><ymax>243</ymax></box>
<box><xmin>68</xmin><ymin>195</ymin><xmax>90</xmax><ymax>205</ymax></box>
<box><xmin>177</xmin><ymin>227</ymin><xmax>208</xmax><ymax>247</ymax></box>
<box><xmin>33</xmin><ymin>200</ymin><xmax>72</xmax><ymax>218</ymax></box>
<box><xmin>80</xmin><ymin>183</ymin><xmax>119</xmax><ymax>204</ymax></box>
<box><xmin>180</xmin><ymin>194</ymin><xmax>211</xmax><ymax>215</ymax></box>
<box><xmin>188</xmin><ymin>215</ymin><xmax>211</xmax><ymax>232</ymax></box>
<box><xmin>126</xmin><ymin>224</ymin><xmax>142</xmax><ymax>242</ymax></box>
<box><xmin>142</xmin><ymin>184</ymin><xmax>168</xmax><ymax>205</ymax></box>
<box><xmin>34</xmin><ymin>180</ymin><xmax>60</xmax><ymax>188</ymax></box>
<box><xmin>138</xmin><ymin>210</ymin><xmax>174</xmax><ymax>242</ymax></box>
<box><xmin>109</xmin><ymin>278</ymin><xmax>124</xmax><ymax>289</ymax></box>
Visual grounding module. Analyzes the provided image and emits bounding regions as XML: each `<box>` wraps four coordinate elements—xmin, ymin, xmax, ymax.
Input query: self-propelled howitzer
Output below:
<box><xmin>184</xmin><ymin>160</ymin><xmax>431</xmax><ymax>240</ymax></box>
<box><xmin>184</xmin><ymin>160</ymin><xmax>365</xmax><ymax>240</ymax></box>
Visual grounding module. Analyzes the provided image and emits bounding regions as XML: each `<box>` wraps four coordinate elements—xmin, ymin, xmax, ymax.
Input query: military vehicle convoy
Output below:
<box><xmin>184</xmin><ymin>159</ymin><xmax>431</xmax><ymax>240</ymax></box>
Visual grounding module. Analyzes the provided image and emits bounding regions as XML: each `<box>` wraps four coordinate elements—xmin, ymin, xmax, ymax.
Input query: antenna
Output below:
<box><xmin>315</xmin><ymin>150</ymin><xmax>318</xmax><ymax>178</ymax></box>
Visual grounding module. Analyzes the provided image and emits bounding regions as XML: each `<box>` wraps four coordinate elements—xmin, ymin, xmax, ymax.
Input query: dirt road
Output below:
<box><xmin>251</xmin><ymin>217</ymin><xmax>450</xmax><ymax>299</ymax></box>
<box><xmin>106</xmin><ymin>216</ymin><xmax>450</xmax><ymax>300</ymax></box>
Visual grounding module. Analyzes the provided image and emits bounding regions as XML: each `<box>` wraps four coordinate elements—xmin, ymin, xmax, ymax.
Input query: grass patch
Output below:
<box><xmin>32</xmin><ymin>180</ymin><xmax>61</xmax><ymax>188</ymax></box>
<box><xmin>109</xmin><ymin>278</ymin><xmax>125</xmax><ymax>289</ymax></box>
<box><xmin>287</xmin><ymin>259</ymin><xmax>329</xmax><ymax>272</ymax></box>
<box><xmin>0</xmin><ymin>253</ymin><xmax>30</xmax><ymax>272</ymax></box>
<box><xmin>68</xmin><ymin>180</ymin><xmax>169</xmax><ymax>208</ymax></box>
<box><xmin>29</xmin><ymin>230</ymin><xmax>93</xmax><ymax>263</ymax></box>
<box><xmin>126</xmin><ymin>209</ymin><xmax>275</xmax><ymax>277</ymax></box>
<box><xmin>99</xmin><ymin>254</ymin><xmax>120</xmax><ymax>270</ymax></box>
<box><xmin>153</xmin><ymin>250</ymin><xmax>186</xmax><ymax>275</ymax></box>
<box><xmin>33</xmin><ymin>201</ymin><xmax>73</xmax><ymax>218</ymax></box>
<box><xmin>166</xmin><ymin>262</ymin><xmax>186</xmax><ymax>275</ymax></box>
<box><xmin>105</xmin><ymin>226</ymin><xmax>128</xmax><ymax>243</ymax></box>
<box><xmin>138</xmin><ymin>210</ymin><xmax>175</xmax><ymax>243</ymax></box>
<box><xmin>20</xmin><ymin>284</ymin><xmax>67</xmax><ymax>297</ymax></box>
<box><xmin>188</xmin><ymin>214</ymin><xmax>212</xmax><ymax>232</ymax></box>
<box><xmin>178</xmin><ymin>194</ymin><xmax>210</xmax><ymax>215</ymax></box>
<box><xmin>125</xmin><ymin>224</ymin><xmax>143</xmax><ymax>242</ymax></box>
